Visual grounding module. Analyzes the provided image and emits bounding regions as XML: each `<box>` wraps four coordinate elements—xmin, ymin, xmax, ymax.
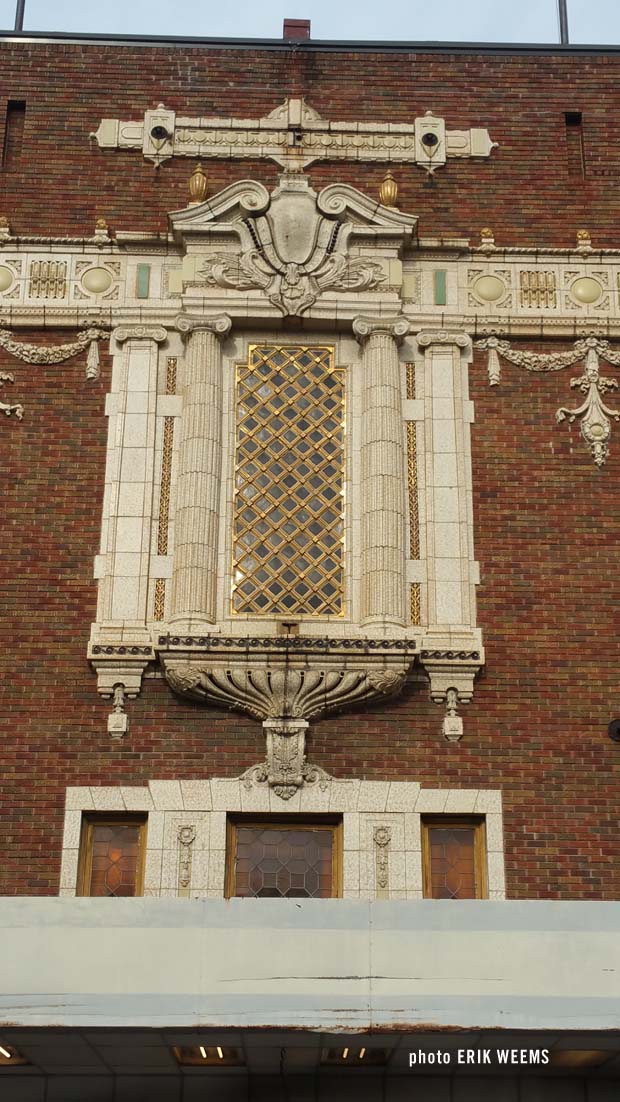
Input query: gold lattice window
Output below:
<box><xmin>232</xmin><ymin>345</ymin><xmax>345</xmax><ymax>616</ymax></box>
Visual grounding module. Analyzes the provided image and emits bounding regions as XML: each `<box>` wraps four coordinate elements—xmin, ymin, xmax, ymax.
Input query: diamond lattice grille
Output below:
<box><xmin>233</xmin><ymin>345</ymin><xmax>345</xmax><ymax>616</ymax></box>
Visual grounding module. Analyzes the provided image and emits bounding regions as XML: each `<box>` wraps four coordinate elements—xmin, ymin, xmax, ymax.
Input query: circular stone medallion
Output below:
<box><xmin>81</xmin><ymin>267</ymin><xmax>113</xmax><ymax>294</ymax></box>
<box><xmin>0</xmin><ymin>265</ymin><xmax>14</xmax><ymax>292</ymax></box>
<box><xmin>570</xmin><ymin>276</ymin><xmax>603</xmax><ymax>304</ymax></box>
<box><xmin>473</xmin><ymin>274</ymin><xmax>506</xmax><ymax>302</ymax></box>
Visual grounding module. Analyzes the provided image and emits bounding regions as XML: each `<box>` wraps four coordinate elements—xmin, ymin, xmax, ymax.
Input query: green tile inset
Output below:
<box><xmin>434</xmin><ymin>269</ymin><xmax>447</xmax><ymax>306</ymax></box>
<box><xmin>136</xmin><ymin>263</ymin><xmax>150</xmax><ymax>299</ymax></box>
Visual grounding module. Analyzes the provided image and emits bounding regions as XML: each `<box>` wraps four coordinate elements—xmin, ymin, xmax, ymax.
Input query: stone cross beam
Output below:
<box><xmin>91</xmin><ymin>97</ymin><xmax>497</xmax><ymax>172</ymax></box>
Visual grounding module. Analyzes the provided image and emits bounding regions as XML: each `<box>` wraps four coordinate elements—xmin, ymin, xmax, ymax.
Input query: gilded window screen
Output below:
<box><xmin>226</xmin><ymin>821</ymin><xmax>340</xmax><ymax>899</ymax></box>
<box><xmin>422</xmin><ymin>819</ymin><xmax>487</xmax><ymax>900</ymax></box>
<box><xmin>77</xmin><ymin>816</ymin><xmax>146</xmax><ymax>897</ymax></box>
<box><xmin>233</xmin><ymin>345</ymin><xmax>345</xmax><ymax>616</ymax></box>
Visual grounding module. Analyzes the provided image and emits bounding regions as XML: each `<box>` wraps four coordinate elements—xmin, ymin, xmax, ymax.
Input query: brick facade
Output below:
<box><xmin>1</xmin><ymin>36</ymin><xmax>619</xmax><ymax>900</ymax></box>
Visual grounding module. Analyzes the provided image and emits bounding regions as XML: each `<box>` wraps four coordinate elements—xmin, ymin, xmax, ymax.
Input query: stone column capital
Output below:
<box><xmin>175</xmin><ymin>313</ymin><xmax>232</xmax><ymax>340</ymax></box>
<box><xmin>416</xmin><ymin>329</ymin><xmax>472</xmax><ymax>356</ymax></box>
<box><xmin>353</xmin><ymin>316</ymin><xmax>409</xmax><ymax>346</ymax></box>
<box><xmin>112</xmin><ymin>325</ymin><xmax>167</xmax><ymax>345</ymax></box>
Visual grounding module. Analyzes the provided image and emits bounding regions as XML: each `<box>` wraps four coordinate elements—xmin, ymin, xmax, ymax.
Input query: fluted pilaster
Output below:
<box><xmin>353</xmin><ymin>316</ymin><xmax>409</xmax><ymax>627</ymax></box>
<box><xmin>169</xmin><ymin>314</ymin><xmax>231</xmax><ymax>629</ymax></box>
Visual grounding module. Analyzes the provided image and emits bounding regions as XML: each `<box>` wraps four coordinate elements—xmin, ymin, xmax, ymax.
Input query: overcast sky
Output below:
<box><xmin>0</xmin><ymin>0</ymin><xmax>619</xmax><ymax>43</ymax></box>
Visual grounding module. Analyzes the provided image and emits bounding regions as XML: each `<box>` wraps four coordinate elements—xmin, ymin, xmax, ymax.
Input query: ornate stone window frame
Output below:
<box><xmin>60</xmin><ymin>780</ymin><xmax>506</xmax><ymax>901</ymax></box>
<box><xmin>85</xmin><ymin>173</ymin><xmax>485</xmax><ymax>786</ymax></box>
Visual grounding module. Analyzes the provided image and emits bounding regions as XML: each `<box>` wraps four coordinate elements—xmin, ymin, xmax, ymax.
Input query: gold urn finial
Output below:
<box><xmin>479</xmin><ymin>227</ymin><xmax>496</xmax><ymax>252</ymax></box>
<box><xmin>576</xmin><ymin>228</ymin><xmax>592</xmax><ymax>249</ymax></box>
<box><xmin>188</xmin><ymin>162</ymin><xmax>208</xmax><ymax>206</ymax></box>
<box><xmin>379</xmin><ymin>170</ymin><xmax>398</xmax><ymax>207</ymax></box>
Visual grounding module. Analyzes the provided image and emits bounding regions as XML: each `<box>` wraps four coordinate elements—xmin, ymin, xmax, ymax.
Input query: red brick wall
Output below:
<box><xmin>0</xmin><ymin>41</ymin><xmax>619</xmax><ymax>245</ymax></box>
<box><xmin>1</xmin><ymin>41</ymin><xmax>620</xmax><ymax>899</ymax></box>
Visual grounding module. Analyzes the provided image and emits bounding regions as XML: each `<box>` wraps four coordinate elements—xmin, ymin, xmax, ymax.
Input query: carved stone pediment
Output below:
<box><xmin>169</xmin><ymin>173</ymin><xmax>417</xmax><ymax>316</ymax></box>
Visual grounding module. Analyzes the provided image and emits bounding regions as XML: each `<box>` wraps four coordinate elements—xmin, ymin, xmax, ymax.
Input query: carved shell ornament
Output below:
<box><xmin>164</xmin><ymin>663</ymin><xmax>407</xmax><ymax>723</ymax></box>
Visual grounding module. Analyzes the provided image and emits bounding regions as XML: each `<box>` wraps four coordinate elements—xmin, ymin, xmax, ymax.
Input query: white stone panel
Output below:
<box><xmin>444</xmin><ymin>789</ymin><xmax>479</xmax><ymax>813</ymax></box>
<box><xmin>148</xmin><ymin>780</ymin><xmax>184</xmax><ymax>810</ymax></box>
<box><xmin>91</xmin><ymin>787</ymin><xmax>125</xmax><ymax>811</ymax></box>
<box><xmin>180</xmin><ymin>780</ymin><xmax>212</xmax><ymax>810</ymax></box>
<box><xmin>120</xmin><ymin>789</ymin><xmax>154</xmax><ymax>815</ymax></box>
<box><xmin>357</xmin><ymin>781</ymin><xmax>389</xmax><ymax>811</ymax></box>
<box><xmin>65</xmin><ymin>787</ymin><xmax>94</xmax><ymax>810</ymax></box>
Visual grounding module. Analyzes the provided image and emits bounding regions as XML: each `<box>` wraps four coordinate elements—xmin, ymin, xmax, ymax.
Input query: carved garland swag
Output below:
<box><xmin>0</xmin><ymin>326</ymin><xmax>107</xmax><ymax>420</ymax></box>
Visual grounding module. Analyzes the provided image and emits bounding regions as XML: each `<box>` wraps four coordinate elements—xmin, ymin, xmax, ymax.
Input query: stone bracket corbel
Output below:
<box><xmin>420</xmin><ymin>647</ymin><xmax>484</xmax><ymax>705</ymax></box>
<box><xmin>89</xmin><ymin>644</ymin><xmax>155</xmax><ymax>699</ymax></box>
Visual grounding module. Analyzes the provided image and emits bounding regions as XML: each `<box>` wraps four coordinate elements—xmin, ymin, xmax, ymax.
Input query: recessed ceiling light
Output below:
<box><xmin>0</xmin><ymin>1045</ymin><xmax>27</xmax><ymax>1067</ymax></box>
<box><xmin>322</xmin><ymin>1047</ymin><xmax>387</xmax><ymax>1066</ymax></box>
<box><xmin>172</xmin><ymin>1045</ymin><xmax>244</xmax><ymax>1067</ymax></box>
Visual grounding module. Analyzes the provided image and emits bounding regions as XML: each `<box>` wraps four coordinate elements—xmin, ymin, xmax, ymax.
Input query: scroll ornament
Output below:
<box><xmin>240</xmin><ymin>725</ymin><xmax>332</xmax><ymax>801</ymax></box>
<box><xmin>198</xmin><ymin>251</ymin><xmax>385</xmax><ymax>317</ymax></box>
<box><xmin>165</xmin><ymin>662</ymin><xmax>407</xmax><ymax>800</ymax></box>
<box><xmin>0</xmin><ymin>372</ymin><xmax>23</xmax><ymax>419</ymax></box>
<box><xmin>475</xmin><ymin>335</ymin><xmax>620</xmax><ymax>466</ymax></box>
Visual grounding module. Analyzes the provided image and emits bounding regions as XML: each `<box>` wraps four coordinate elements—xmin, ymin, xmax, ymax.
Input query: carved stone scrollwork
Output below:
<box><xmin>162</xmin><ymin>639</ymin><xmax>414</xmax><ymax>799</ymax></box>
<box><xmin>441</xmin><ymin>687</ymin><xmax>464</xmax><ymax>743</ymax></box>
<box><xmin>240</xmin><ymin>719</ymin><xmax>332</xmax><ymax>801</ymax></box>
<box><xmin>373</xmin><ymin>825</ymin><xmax>392</xmax><ymax>896</ymax></box>
<box><xmin>475</xmin><ymin>334</ymin><xmax>620</xmax><ymax>465</ymax></box>
<box><xmin>417</xmin><ymin>330</ymin><xmax>471</xmax><ymax>352</ymax></box>
<box><xmin>352</xmin><ymin>316</ymin><xmax>410</xmax><ymax>345</ymax></box>
<box><xmin>0</xmin><ymin>372</ymin><xmax>24</xmax><ymax>421</ymax></box>
<box><xmin>170</xmin><ymin>173</ymin><xmax>416</xmax><ymax>318</ymax></box>
<box><xmin>177</xmin><ymin>826</ymin><xmax>196</xmax><ymax>894</ymax></box>
<box><xmin>175</xmin><ymin>313</ymin><xmax>232</xmax><ymax>339</ymax></box>
<box><xmin>112</xmin><ymin>325</ymin><xmax>167</xmax><ymax>344</ymax></box>
<box><xmin>556</xmin><ymin>348</ymin><xmax>620</xmax><ymax>468</ymax></box>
